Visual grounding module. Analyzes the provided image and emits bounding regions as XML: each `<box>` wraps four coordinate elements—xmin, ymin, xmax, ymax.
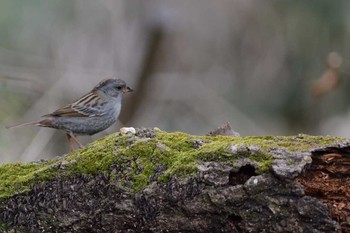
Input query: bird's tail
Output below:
<box><xmin>6</xmin><ymin>120</ymin><xmax>40</xmax><ymax>129</ymax></box>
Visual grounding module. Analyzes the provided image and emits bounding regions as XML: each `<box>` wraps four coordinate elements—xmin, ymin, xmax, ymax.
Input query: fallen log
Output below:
<box><xmin>0</xmin><ymin>128</ymin><xmax>349</xmax><ymax>232</ymax></box>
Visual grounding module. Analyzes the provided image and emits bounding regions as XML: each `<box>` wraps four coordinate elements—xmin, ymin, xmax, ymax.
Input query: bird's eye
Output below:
<box><xmin>116</xmin><ymin>86</ymin><xmax>123</xmax><ymax>90</ymax></box>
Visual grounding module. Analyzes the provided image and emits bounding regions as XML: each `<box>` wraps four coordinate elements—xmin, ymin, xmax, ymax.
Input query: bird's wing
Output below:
<box><xmin>49</xmin><ymin>91</ymin><xmax>107</xmax><ymax>117</ymax></box>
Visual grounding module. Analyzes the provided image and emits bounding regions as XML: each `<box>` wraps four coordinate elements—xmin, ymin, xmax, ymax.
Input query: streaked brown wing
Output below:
<box><xmin>49</xmin><ymin>91</ymin><xmax>106</xmax><ymax>117</ymax></box>
<box><xmin>49</xmin><ymin>104</ymin><xmax>88</xmax><ymax>117</ymax></box>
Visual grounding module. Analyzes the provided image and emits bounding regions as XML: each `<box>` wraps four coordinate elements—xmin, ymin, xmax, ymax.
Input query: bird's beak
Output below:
<box><xmin>122</xmin><ymin>86</ymin><xmax>133</xmax><ymax>93</ymax></box>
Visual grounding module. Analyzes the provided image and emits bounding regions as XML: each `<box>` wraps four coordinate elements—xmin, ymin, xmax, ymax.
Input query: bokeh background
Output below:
<box><xmin>2</xmin><ymin>0</ymin><xmax>350</xmax><ymax>162</ymax></box>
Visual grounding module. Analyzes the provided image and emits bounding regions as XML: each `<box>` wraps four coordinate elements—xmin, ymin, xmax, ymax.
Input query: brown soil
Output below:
<box><xmin>296</xmin><ymin>148</ymin><xmax>350</xmax><ymax>233</ymax></box>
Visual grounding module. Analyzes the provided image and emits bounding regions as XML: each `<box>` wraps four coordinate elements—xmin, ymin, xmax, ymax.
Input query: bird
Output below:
<box><xmin>7</xmin><ymin>78</ymin><xmax>133</xmax><ymax>152</ymax></box>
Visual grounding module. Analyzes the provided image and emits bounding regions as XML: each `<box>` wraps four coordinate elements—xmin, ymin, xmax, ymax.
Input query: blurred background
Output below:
<box><xmin>2</xmin><ymin>0</ymin><xmax>350</xmax><ymax>162</ymax></box>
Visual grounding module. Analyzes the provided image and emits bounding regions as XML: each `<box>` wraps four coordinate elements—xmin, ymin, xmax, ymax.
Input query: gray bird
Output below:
<box><xmin>7</xmin><ymin>79</ymin><xmax>133</xmax><ymax>151</ymax></box>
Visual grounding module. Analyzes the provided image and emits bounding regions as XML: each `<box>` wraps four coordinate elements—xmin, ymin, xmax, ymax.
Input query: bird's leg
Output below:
<box><xmin>67</xmin><ymin>131</ymin><xmax>84</xmax><ymax>149</ymax></box>
<box><xmin>66</xmin><ymin>133</ymin><xmax>75</xmax><ymax>152</ymax></box>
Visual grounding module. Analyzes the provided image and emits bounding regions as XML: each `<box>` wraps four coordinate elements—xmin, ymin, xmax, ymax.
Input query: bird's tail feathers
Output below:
<box><xmin>6</xmin><ymin>120</ymin><xmax>41</xmax><ymax>129</ymax></box>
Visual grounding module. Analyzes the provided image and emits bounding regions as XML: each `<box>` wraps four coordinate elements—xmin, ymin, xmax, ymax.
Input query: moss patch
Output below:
<box><xmin>0</xmin><ymin>130</ymin><xmax>346</xmax><ymax>200</ymax></box>
<box><xmin>0</xmin><ymin>160</ymin><xmax>58</xmax><ymax>199</ymax></box>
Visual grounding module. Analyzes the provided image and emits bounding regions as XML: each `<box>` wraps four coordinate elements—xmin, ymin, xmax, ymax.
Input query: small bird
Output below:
<box><xmin>7</xmin><ymin>79</ymin><xmax>133</xmax><ymax>151</ymax></box>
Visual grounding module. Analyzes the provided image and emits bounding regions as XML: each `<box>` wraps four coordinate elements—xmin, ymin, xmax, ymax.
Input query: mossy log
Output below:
<box><xmin>0</xmin><ymin>128</ymin><xmax>349</xmax><ymax>232</ymax></box>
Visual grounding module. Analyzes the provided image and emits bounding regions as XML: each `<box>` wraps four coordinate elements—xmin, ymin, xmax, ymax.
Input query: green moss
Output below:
<box><xmin>0</xmin><ymin>223</ymin><xmax>7</xmax><ymax>231</ymax></box>
<box><xmin>0</xmin><ymin>130</ymin><xmax>346</xmax><ymax>200</ymax></box>
<box><xmin>0</xmin><ymin>160</ymin><xmax>58</xmax><ymax>199</ymax></box>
